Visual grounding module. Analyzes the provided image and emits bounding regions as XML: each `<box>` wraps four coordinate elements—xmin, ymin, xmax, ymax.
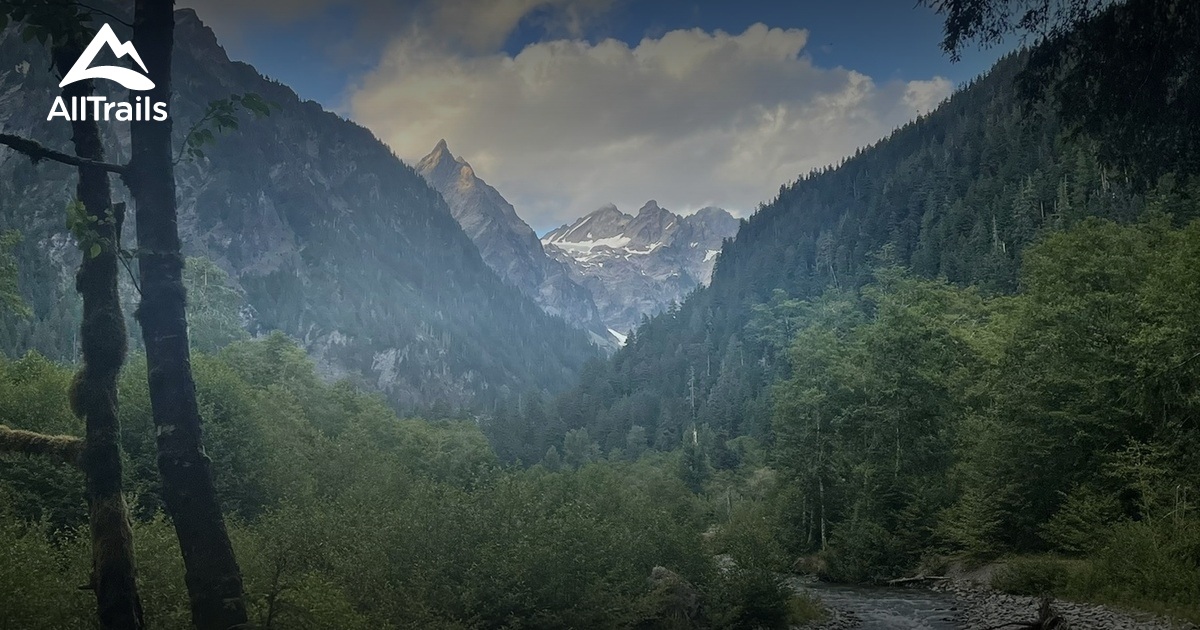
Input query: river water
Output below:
<box><xmin>799</xmin><ymin>582</ymin><xmax>962</xmax><ymax>629</ymax></box>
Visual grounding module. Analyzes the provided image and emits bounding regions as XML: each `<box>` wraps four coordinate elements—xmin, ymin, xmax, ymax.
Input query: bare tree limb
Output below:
<box><xmin>0</xmin><ymin>133</ymin><xmax>127</xmax><ymax>175</ymax></box>
<box><xmin>75</xmin><ymin>2</ymin><xmax>134</xmax><ymax>28</ymax></box>
<box><xmin>0</xmin><ymin>424</ymin><xmax>84</xmax><ymax>467</ymax></box>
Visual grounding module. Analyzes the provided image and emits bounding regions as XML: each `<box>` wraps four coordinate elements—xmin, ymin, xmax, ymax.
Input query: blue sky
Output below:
<box><xmin>187</xmin><ymin>0</ymin><xmax>1017</xmax><ymax>230</ymax></box>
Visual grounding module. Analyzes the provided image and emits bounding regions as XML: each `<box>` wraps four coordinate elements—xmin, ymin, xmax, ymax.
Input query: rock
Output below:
<box><xmin>792</xmin><ymin>554</ymin><xmax>829</xmax><ymax>577</ymax></box>
<box><xmin>644</xmin><ymin>566</ymin><xmax>700</xmax><ymax>623</ymax></box>
<box><xmin>949</xmin><ymin>580</ymin><xmax>1185</xmax><ymax>630</ymax></box>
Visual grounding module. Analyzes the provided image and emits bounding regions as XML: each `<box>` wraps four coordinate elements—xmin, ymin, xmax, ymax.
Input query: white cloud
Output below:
<box><xmin>350</xmin><ymin>23</ymin><xmax>953</xmax><ymax>231</ymax></box>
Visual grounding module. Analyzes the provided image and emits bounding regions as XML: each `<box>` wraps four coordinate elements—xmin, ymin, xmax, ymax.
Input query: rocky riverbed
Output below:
<box><xmin>790</xmin><ymin>575</ymin><xmax>1197</xmax><ymax>629</ymax></box>
<box><xmin>936</xmin><ymin>580</ymin><xmax>1195</xmax><ymax>630</ymax></box>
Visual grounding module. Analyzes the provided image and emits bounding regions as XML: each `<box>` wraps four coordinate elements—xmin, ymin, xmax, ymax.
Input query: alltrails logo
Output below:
<box><xmin>47</xmin><ymin>23</ymin><xmax>167</xmax><ymax>122</ymax></box>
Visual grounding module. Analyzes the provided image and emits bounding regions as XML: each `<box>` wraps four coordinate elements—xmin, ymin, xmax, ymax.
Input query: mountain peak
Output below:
<box><xmin>416</xmin><ymin>139</ymin><xmax>473</xmax><ymax>183</ymax></box>
<box><xmin>684</xmin><ymin>206</ymin><xmax>738</xmax><ymax>236</ymax></box>
<box><xmin>593</xmin><ymin>203</ymin><xmax>627</xmax><ymax>220</ymax></box>
<box><xmin>693</xmin><ymin>206</ymin><xmax>729</xmax><ymax>217</ymax></box>
<box><xmin>638</xmin><ymin>200</ymin><xmax>663</xmax><ymax>214</ymax></box>
<box><xmin>541</xmin><ymin>197</ymin><xmax>738</xmax><ymax>334</ymax></box>
<box><xmin>414</xmin><ymin>140</ymin><xmax>609</xmax><ymax>348</ymax></box>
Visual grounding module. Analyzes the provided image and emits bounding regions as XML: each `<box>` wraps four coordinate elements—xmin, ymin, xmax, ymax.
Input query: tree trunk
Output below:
<box><xmin>50</xmin><ymin>38</ymin><xmax>144</xmax><ymax>630</ymax></box>
<box><xmin>127</xmin><ymin>2</ymin><xmax>248</xmax><ymax>628</ymax></box>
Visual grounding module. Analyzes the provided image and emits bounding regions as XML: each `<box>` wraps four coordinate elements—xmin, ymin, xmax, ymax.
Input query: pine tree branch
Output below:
<box><xmin>0</xmin><ymin>133</ymin><xmax>127</xmax><ymax>175</ymax></box>
<box><xmin>0</xmin><ymin>424</ymin><xmax>84</xmax><ymax>467</ymax></box>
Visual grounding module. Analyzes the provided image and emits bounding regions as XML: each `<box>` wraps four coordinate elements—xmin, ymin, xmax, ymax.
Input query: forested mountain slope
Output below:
<box><xmin>553</xmin><ymin>49</ymin><xmax>1196</xmax><ymax>451</ymax></box>
<box><xmin>0</xmin><ymin>9</ymin><xmax>597</xmax><ymax>407</ymax></box>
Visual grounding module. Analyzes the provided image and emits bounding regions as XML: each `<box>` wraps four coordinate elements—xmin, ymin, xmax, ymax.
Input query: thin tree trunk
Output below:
<box><xmin>127</xmin><ymin>2</ymin><xmax>247</xmax><ymax>628</ymax></box>
<box><xmin>51</xmin><ymin>38</ymin><xmax>144</xmax><ymax>630</ymax></box>
<box><xmin>818</xmin><ymin>474</ymin><xmax>827</xmax><ymax>551</ymax></box>
<box><xmin>816</xmin><ymin>411</ymin><xmax>827</xmax><ymax>551</ymax></box>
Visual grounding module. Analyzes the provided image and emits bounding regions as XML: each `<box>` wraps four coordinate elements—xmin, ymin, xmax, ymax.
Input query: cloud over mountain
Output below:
<box><xmin>350</xmin><ymin>23</ymin><xmax>953</xmax><ymax>230</ymax></box>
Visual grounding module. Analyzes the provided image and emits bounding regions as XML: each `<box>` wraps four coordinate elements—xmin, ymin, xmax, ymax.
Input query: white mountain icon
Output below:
<box><xmin>59</xmin><ymin>23</ymin><xmax>155</xmax><ymax>91</ymax></box>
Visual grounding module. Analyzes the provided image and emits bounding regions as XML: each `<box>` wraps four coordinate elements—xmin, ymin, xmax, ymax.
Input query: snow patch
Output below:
<box><xmin>704</xmin><ymin>249</ymin><xmax>719</xmax><ymax>262</ymax></box>
<box><xmin>608</xmin><ymin>328</ymin><xmax>628</xmax><ymax>345</ymax></box>
<box><xmin>549</xmin><ymin>235</ymin><xmax>633</xmax><ymax>257</ymax></box>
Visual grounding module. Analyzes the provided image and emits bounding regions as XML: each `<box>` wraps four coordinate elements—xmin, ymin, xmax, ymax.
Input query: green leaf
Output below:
<box><xmin>89</xmin><ymin>243</ymin><xmax>101</xmax><ymax>259</ymax></box>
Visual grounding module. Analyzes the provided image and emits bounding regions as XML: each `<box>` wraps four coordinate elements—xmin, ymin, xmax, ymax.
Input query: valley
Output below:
<box><xmin>1</xmin><ymin>0</ymin><xmax>1198</xmax><ymax>629</ymax></box>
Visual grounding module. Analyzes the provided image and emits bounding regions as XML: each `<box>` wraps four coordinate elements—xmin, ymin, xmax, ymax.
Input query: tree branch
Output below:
<box><xmin>0</xmin><ymin>424</ymin><xmax>83</xmax><ymax>467</ymax></box>
<box><xmin>75</xmin><ymin>2</ymin><xmax>134</xmax><ymax>28</ymax></box>
<box><xmin>0</xmin><ymin>133</ymin><xmax>127</xmax><ymax>175</ymax></box>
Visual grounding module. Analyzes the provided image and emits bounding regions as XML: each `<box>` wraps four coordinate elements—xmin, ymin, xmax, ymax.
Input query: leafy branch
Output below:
<box><xmin>176</xmin><ymin>93</ymin><xmax>278</xmax><ymax>164</ymax></box>
<box><xmin>0</xmin><ymin>0</ymin><xmax>96</xmax><ymax>48</ymax></box>
<box><xmin>65</xmin><ymin>200</ymin><xmax>140</xmax><ymax>294</ymax></box>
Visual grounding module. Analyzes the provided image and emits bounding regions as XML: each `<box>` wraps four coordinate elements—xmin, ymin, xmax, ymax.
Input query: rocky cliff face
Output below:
<box><xmin>414</xmin><ymin>141</ymin><xmax>614</xmax><ymax>349</ymax></box>
<box><xmin>0</xmin><ymin>10</ymin><xmax>597</xmax><ymax>407</ymax></box>
<box><xmin>543</xmin><ymin>202</ymin><xmax>739</xmax><ymax>336</ymax></box>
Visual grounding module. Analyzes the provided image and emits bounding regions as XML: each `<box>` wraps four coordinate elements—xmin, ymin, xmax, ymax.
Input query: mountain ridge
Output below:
<box><xmin>414</xmin><ymin>140</ymin><xmax>615</xmax><ymax>349</ymax></box>
<box><xmin>0</xmin><ymin>8</ymin><xmax>598</xmax><ymax>408</ymax></box>
<box><xmin>542</xmin><ymin>201</ymin><xmax>738</xmax><ymax>335</ymax></box>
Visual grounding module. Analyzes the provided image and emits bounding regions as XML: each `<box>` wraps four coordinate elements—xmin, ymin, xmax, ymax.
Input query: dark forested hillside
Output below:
<box><xmin>549</xmin><ymin>46</ymin><xmax>1199</xmax><ymax>455</ymax></box>
<box><xmin>0</xmin><ymin>9</ymin><xmax>596</xmax><ymax>408</ymax></box>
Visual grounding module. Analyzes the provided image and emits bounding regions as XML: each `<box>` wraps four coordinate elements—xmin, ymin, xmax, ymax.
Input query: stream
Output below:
<box><xmin>796</xmin><ymin>581</ymin><xmax>962</xmax><ymax>629</ymax></box>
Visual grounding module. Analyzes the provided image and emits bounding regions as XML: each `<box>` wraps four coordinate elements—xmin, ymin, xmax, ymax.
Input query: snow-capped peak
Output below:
<box><xmin>540</xmin><ymin>202</ymin><xmax>738</xmax><ymax>333</ymax></box>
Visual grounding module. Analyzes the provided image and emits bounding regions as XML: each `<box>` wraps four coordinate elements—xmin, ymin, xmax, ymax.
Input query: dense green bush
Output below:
<box><xmin>989</xmin><ymin>518</ymin><xmax>1200</xmax><ymax>623</ymax></box>
<box><xmin>991</xmin><ymin>557</ymin><xmax>1072</xmax><ymax>596</ymax></box>
<box><xmin>1</xmin><ymin>336</ymin><xmax>794</xmax><ymax>629</ymax></box>
<box><xmin>1071</xmin><ymin>519</ymin><xmax>1200</xmax><ymax>621</ymax></box>
<box><xmin>705</xmin><ymin>501</ymin><xmax>807</xmax><ymax>629</ymax></box>
<box><xmin>0</xmin><ymin>502</ymin><xmax>92</xmax><ymax>630</ymax></box>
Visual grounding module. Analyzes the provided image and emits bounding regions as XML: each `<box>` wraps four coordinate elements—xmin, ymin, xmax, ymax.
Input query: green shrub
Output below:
<box><xmin>823</xmin><ymin>518</ymin><xmax>910</xmax><ymax>583</ymax></box>
<box><xmin>708</xmin><ymin>567</ymin><xmax>794</xmax><ymax>630</ymax></box>
<box><xmin>0</xmin><ymin>510</ymin><xmax>92</xmax><ymax>629</ymax></box>
<box><xmin>705</xmin><ymin>502</ymin><xmax>795</xmax><ymax>629</ymax></box>
<box><xmin>1068</xmin><ymin>518</ymin><xmax>1200</xmax><ymax>621</ymax></box>
<box><xmin>786</xmin><ymin>592</ymin><xmax>827</xmax><ymax>625</ymax></box>
<box><xmin>991</xmin><ymin>556</ymin><xmax>1070</xmax><ymax>596</ymax></box>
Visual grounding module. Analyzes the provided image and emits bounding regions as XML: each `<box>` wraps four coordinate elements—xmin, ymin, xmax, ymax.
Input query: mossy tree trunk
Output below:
<box><xmin>50</xmin><ymin>36</ymin><xmax>144</xmax><ymax>630</ymax></box>
<box><xmin>127</xmin><ymin>1</ymin><xmax>248</xmax><ymax>628</ymax></box>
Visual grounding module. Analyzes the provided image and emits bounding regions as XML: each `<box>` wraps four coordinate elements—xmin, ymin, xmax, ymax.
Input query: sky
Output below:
<box><xmin>181</xmin><ymin>0</ymin><xmax>1018</xmax><ymax>233</ymax></box>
